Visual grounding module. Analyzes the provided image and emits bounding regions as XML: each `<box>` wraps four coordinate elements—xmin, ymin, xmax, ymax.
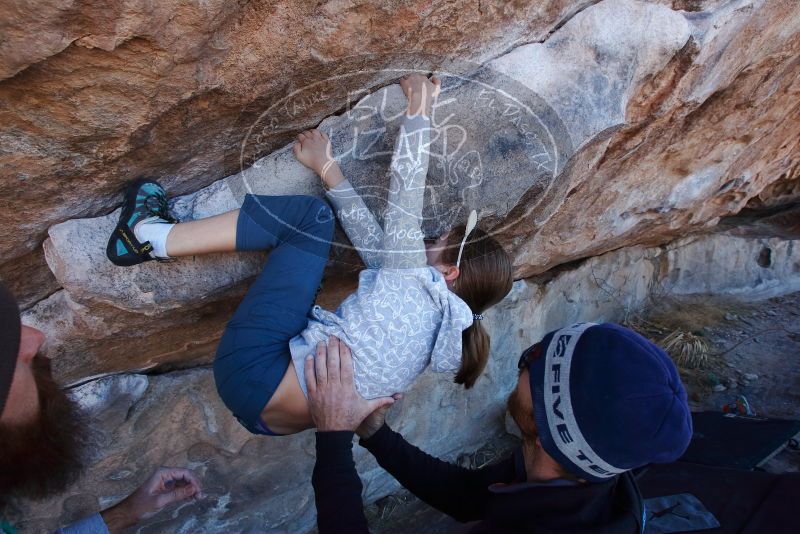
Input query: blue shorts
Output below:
<box><xmin>213</xmin><ymin>194</ymin><xmax>334</xmax><ymax>435</ymax></box>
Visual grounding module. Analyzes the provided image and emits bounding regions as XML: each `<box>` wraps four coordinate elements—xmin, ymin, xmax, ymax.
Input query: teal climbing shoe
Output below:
<box><xmin>106</xmin><ymin>178</ymin><xmax>178</xmax><ymax>266</ymax></box>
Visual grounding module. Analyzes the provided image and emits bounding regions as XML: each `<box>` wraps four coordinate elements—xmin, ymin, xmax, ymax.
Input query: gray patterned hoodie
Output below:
<box><xmin>290</xmin><ymin>114</ymin><xmax>474</xmax><ymax>399</ymax></box>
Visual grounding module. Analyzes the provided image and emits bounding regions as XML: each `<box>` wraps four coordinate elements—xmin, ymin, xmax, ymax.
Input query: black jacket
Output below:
<box><xmin>312</xmin><ymin>425</ymin><xmax>644</xmax><ymax>533</ymax></box>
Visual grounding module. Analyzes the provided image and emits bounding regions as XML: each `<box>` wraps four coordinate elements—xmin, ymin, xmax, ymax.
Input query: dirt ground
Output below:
<box><xmin>363</xmin><ymin>291</ymin><xmax>800</xmax><ymax>532</ymax></box>
<box><xmin>628</xmin><ymin>291</ymin><xmax>800</xmax><ymax>474</ymax></box>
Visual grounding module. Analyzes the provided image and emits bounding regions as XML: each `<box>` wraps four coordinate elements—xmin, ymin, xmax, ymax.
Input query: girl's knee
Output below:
<box><xmin>302</xmin><ymin>196</ymin><xmax>334</xmax><ymax>240</ymax></box>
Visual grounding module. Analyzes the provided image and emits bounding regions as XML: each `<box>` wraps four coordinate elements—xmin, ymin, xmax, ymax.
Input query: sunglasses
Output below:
<box><xmin>517</xmin><ymin>342</ymin><xmax>543</xmax><ymax>371</ymax></box>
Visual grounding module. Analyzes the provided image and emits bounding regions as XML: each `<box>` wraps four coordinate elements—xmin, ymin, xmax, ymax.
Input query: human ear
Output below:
<box><xmin>443</xmin><ymin>264</ymin><xmax>460</xmax><ymax>282</ymax></box>
<box><xmin>18</xmin><ymin>325</ymin><xmax>44</xmax><ymax>365</ymax></box>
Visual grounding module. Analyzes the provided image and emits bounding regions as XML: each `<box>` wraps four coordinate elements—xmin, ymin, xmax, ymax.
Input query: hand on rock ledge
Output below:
<box><xmin>399</xmin><ymin>73</ymin><xmax>441</xmax><ymax>117</ymax></box>
<box><xmin>100</xmin><ymin>467</ymin><xmax>204</xmax><ymax>533</ymax></box>
<box><xmin>293</xmin><ymin>128</ymin><xmax>345</xmax><ymax>189</ymax></box>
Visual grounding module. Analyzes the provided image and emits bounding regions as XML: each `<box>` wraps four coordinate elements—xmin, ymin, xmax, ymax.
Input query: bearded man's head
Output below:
<box><xmin>0</xmin><ymin>283</ymin><xmax>87</xmax><ymax>504</ymax></box>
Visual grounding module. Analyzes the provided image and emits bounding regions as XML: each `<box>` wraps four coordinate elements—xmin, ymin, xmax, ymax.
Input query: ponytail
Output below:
<box><xmin>455</xmin><ymin>320</ymin><xmax>490</xmax><ymax>388</ymax></box>
<box><xmin>442</xmin><ymin>225</ymin><xmax>513</xmax><ymax>389</ymax></box>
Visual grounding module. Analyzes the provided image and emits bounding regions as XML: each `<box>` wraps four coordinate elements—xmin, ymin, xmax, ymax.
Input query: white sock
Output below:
<box><xmin>133</xmin><ymin>217</ymin><xmax>175</xmax><ymax>259</ymax></box>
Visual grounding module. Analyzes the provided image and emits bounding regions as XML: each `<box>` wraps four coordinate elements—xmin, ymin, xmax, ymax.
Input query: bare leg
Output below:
<box><xmin>261</xmin><ymin>365</ymin><xmax>314</xmax><ymax>434</ymax></box>
<box><xmin>165</xmin><ymin>210</ymin><xmax>239</xmax><ymax>257</ymax></box>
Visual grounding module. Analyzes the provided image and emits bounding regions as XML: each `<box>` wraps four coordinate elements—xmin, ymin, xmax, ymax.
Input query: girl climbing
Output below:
<box><xmin>106</xmin><ymin>74</ymin><xmax>513</xmax><ymax>435</ymax></box>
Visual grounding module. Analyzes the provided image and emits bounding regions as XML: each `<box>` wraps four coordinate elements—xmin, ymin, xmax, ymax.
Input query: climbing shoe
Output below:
<box><xmin>106</xmin><ymin>178</ymin><xmax>178</xmax><ymax>266</ymax></box>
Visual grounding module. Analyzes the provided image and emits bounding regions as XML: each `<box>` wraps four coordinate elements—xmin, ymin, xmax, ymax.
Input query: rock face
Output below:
<box><xmin>3</xmin><ymin>0</ymin><xmax>799</xmax><ymax>300</ymax></box>
<box><xmin>0</xmin><ymin>0</ymin><xmax>600</xmax><ymax>281</ymax></box>
<box><xmin>2</xmin><ymin>0</ymin><xmax>800</xmax><ymax>531</ymax></box>
<box><xmin>9</xmin><ymin>228</ymin><xmax>800</xmax><ymax>532</ymax></box>
<box><xmin>30</xmin><ymin>0</ymin><xmax>800</xmax><ymax>383</ymax></box>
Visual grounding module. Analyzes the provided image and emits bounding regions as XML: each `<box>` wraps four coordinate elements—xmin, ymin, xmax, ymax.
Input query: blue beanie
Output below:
<box><xmin>528</xmin><ymin>322</ymin><xmax>692</xmax><ymax>482</ymax></box>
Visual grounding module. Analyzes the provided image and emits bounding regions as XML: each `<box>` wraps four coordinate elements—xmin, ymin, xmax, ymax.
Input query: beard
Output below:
<box><xmin>0</xmin><ymin>355</ymin><xmax>88</xmax><ymax>503</ymax></box>
<box><xmin>507</xmin><ymin>387</ymin><xmax>537</xmax><ymax>440</ymax></box>
<box><xmin>507</xmin><ymin>387</ymin><xmax>578</xmax><ymax>482</ymax></box>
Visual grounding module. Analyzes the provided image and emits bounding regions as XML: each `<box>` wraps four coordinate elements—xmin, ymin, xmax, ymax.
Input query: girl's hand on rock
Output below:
<box><xmin>293</xmin><ymin>129</ymin><xmax>345</xmax><ymax>189</ymax></box>
<box><xmin>399</xmin><ymin>73</ymin><xmax>441</xmax><ymax>117</ymax></box>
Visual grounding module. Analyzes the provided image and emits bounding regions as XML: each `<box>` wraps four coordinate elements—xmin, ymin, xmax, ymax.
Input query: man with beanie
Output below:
<box><xmin>0</xmin><ymin>283</ymin><xmax>203</xmax><ymax>533</ymax></box>
<box><xmin>306</xmin><ymin>323</ymin><xmax>693</xmax><ymax>533</ymax></box>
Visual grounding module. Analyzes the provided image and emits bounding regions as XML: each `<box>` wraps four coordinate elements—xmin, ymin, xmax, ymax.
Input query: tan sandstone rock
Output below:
<box><xmin>2</xmin><ymin>0</ymin><xmax>799</xmax><ymax>530</ymax></box>
<box><xmin>35</xmin><ymin>0</ymin><xmax>800</xmax><ymax>384</ymax></box>
<box><xmin>0</xmin><ymin>0</ymin><xmax>599</xmax><ymax>287</ymax></box>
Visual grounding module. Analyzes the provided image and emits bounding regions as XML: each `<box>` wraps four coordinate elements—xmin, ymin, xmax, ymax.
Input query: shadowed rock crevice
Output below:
<box><xmin>0</xmin><ymin>248</ymin><xmax>60</xmax><ymax>310</ymax></box>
